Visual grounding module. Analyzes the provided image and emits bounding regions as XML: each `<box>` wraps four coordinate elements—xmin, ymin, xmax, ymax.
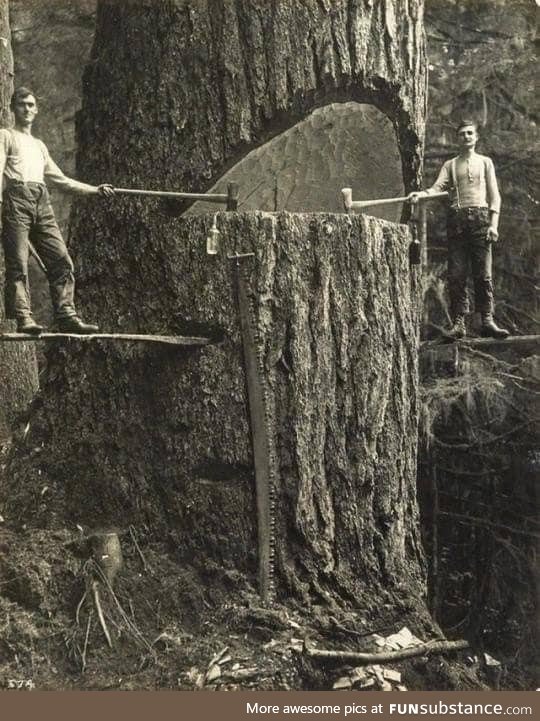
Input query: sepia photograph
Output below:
<box><xmin>0</xmin><ymin>0</ymin><xmax>537</xmax><ymax>714</ymax></box>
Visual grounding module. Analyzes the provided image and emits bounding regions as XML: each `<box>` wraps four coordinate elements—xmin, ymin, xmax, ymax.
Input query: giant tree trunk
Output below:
<box><xmin>77</xmin><ymin>0</ymin><xmax>426</xmax><ymax>195</ymax></box>
<box><xmin>5</xmin><ymin>211</ymin><xmax>424</xmax><ymax>605</ymax></box>
<box><xmin>5</xmin><ymin>0</ymin><xmax>428</xmax><ymax>609</ymax></box>
<box><xmin>0</xmin><ymin>0</ymin><xmax>38</xmax><ymax>440</ymax></box>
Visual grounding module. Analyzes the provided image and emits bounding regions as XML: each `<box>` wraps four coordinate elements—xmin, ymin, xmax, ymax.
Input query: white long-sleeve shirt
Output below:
<box><xmin>427</xmin><ymin>153</ymin><xmax>501</xmax><ymax>213</ymax></box>
<box><xmin>0</xmin><ymin>128</ymin><xmax>97</xmax><ymax>195</ymax></box>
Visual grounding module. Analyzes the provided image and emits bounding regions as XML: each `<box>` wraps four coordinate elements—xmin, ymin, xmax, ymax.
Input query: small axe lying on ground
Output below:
<box><xmin>341</xmin><ymin>188</ymin><xmax>448</xmax><ymax>265</ymax></box>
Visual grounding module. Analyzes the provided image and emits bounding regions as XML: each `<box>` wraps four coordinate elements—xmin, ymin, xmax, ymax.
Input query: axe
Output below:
<box><xmin>341</xmin><ymin>188</ymin><xmax>448</xmax><ymax>266</ymax></box>
<box><xmin>341</xmin><ymin>188</ymin><xmax>448</xmax><ymax>213</ymax></box>
<box><xmin>114</xmin><ymin>181</ymin><xmax>239</xmax><ymax>211</ymax></box>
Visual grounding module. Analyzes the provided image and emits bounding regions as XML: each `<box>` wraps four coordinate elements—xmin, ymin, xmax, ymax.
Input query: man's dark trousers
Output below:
<box><xmin>447</xmin><ymin>206</ymin><xmax>494</xmax><ymax>318</ymax></box>
<box><xmin>1</xmin><ymin>180</ymin><xmax>77</xmax><ymax>321</ymax></box>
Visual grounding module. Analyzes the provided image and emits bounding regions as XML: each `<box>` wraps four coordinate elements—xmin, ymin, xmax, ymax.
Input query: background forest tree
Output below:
<box><xmin>419</xmin><ymin>0</ymin><xmax>539</xmax><ymax>681</ymax></box>
<box><xmin>423</xmin><ymin>0</ymin><xmax>538</xmax><ymax>336</ymax></box>
<box><xmin>0</xmin><ymin>0</ymin><xmax>37</xmax><ymax>440</ymax></box>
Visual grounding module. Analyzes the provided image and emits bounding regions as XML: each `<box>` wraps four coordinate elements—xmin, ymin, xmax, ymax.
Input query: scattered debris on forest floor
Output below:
<box><xmin>0</xmin><ymin>519</ymin><xmax>531</xmax><ymax>691</ymax></box>
<box><xmin>310</xmin><ymin>627</ymin><xmax>467</xmax><ymax>691</ymax></box>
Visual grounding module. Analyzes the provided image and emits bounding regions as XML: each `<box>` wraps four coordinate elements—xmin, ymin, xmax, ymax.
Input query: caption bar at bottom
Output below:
<box><xmin>246</xmin><ymin>700</ymin><xmax>534</xmax><ymax>718</ymax></box>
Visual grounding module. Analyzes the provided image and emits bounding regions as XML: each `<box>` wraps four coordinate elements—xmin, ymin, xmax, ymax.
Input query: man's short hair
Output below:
<box><xmin>10</xmin><ymin>87</ymin><xmax>37</xmax><ymax>110</ymax></box>
<box><xmin>456</xmin><ymin>118</ymin><xmax>479</xmax><ymax>133</ymax></box>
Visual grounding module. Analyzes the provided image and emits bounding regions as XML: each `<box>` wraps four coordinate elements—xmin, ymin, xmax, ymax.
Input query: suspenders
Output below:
<box><xmin>451</xmin><ymin>158</ymin><xmax>460</xmax><ymax>208</ymax></box>
<box><xmin>450</xmin><ymin>155</ymin><xmax>487</xmax><ymax>210</ymax></box>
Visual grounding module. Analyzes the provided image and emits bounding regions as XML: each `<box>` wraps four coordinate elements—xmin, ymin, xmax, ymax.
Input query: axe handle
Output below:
<box><xmin>341</xmin><ymin>188</ymin><xmax>448</xmax><ymax>212</ymax></box>
<box><xmin>114</xmin><ymin>188</ymin><xmax>227</xmax><ymax>203</ymax></box>
<box><xmin>351</xmin><ymin>194</ymin><xmax>410</xmax><ymax>209</ymax></box>
<box><xmin>114</xmin><ymin>182</ymin><xmax>239</xmax><ymax>210</ymax></box>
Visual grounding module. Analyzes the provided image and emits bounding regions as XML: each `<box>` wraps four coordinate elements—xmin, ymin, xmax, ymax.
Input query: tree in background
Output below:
<box><xmin>419</xmin><ymin>0</ymin><xmax>539</xmax><ymax>684</ymax></box>
<box><xmin>423</xmin><ymin>0</ymin><xmax>538</xmax><ymax>336</ymax></box>
<box><xmin>0</xmin><ymin>0</ymin><xmax>38</xmax><ymax>440</ymax></box>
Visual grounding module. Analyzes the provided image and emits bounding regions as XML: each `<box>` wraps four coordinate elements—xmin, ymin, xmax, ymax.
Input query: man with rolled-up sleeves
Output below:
<box><xmin>410</xmin><ymin>118</ymin><xmax>509</xmax><ymax>340</ymax></box>
<box><xmin>0</xmin><ymin>87</ymin><xmax>115</xmax><ymax>335</ymax></box>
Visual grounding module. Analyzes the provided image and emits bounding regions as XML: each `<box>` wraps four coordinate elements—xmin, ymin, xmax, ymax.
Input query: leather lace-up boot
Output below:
<box><xmin>57</xmin><ymin>316</ymin><xmax>99</xmax><ymax>335</ymax></box>
<box><xmin>17</xmin><ymin>317</ymin><xmax>43</xmax><ymax>335</ymax></box>
<box><xmin>481</xmin><ymin>313</ymin><xmax>509</xmax><ymax>339</ymax></box>
<box><xmin>445</xmin><ymin>314</ymin><xmax>466</xmax><ymax>340</ymax></box>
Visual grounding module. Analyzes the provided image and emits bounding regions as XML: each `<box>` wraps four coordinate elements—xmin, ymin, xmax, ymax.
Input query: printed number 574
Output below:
<box><xmin>7</xmin><ymin>679</ymin><xmax>35</xmax><ymax>689</ymax></box>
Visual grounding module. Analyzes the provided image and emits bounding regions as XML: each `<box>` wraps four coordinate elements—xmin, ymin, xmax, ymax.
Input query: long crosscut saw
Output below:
<box><xmin>229</xmin><ymin>252</ymin><xmax>276</xmax><ymax>604</ymax></box>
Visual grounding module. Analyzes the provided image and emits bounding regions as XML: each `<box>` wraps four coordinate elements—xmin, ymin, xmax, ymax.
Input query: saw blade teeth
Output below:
<box><xmin>235</xmin><ymin>261</ymin><xmax>280</xmax><ymax>604</ymax></box>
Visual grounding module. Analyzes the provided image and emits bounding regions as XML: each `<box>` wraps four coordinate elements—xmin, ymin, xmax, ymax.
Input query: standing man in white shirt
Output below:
<box><xmin>411</xmin><ymin>118</ymin><xmax>509</xmax><ymax>340</ymax></box>
<box><xmin>0</xmin><ymin>87</ymin><xmax>115</xmax><ymax>334</ymax></box>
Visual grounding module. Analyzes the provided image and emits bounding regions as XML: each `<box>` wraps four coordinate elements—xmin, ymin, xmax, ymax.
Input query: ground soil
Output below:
<box><xmin>0</xmin><ymin>447</ymin><xmax>492</xmax><ymax>694</ymax></box>
<box><xmin>4</xmin><ymin>405</ymin><xmax>540</xmax><ymax>694</ymax></box>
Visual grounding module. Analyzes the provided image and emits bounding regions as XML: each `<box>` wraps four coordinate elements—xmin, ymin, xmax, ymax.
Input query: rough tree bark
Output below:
<box><xmin>76</xmin><ymin>0</ymin><xmax>426</xmax><ymax>197</ymax></box>
<box><xmin>0</xmin><ymin>0</ymin><xmax>38</xmax><ymax>440</ymax></box>
<box><xmin>5</xmin><ymin>0</ymin><xmax>428</xmax><ymax>611</ymax></box>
